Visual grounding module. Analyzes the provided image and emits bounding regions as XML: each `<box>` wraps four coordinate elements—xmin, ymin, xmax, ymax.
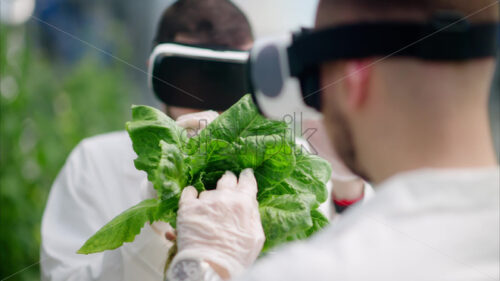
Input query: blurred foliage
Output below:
<box><xmin>0</xmin><ymin>24</ymin><xmax>138</xmax><ymax>280</ymax></box>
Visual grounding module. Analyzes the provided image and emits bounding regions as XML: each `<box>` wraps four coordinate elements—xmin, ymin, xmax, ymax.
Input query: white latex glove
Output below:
<box><xmin>175</xmin><ymin>110</ymin><xmax>219</xmax><ymax>137</ymax></box>
<box><xmin>173</xmin><ymin>169</ymin><xmax>265</xmax><ymax>279</ymax></box>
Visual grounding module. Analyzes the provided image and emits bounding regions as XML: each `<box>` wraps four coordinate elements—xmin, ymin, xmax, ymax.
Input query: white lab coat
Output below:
<box><xmin>236</xmin><ymin>167</ymin><xmax>500</xmax><ymax>281</ymax></box>
<box><xmin>41</xmin><ymin>131</ymin><xmax>350</xmax><ymax>281</ymax></box>
<box><xmin>41</xmin><ymin>132</ymin><xmax>170</xmax><ymax>281</ymax></box>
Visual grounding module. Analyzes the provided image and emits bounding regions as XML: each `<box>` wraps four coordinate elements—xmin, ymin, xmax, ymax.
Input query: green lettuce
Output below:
<box><xmin>78</xmin><ymin>95</ymin><xmax>331</xmax><ymax>254</ymax></box>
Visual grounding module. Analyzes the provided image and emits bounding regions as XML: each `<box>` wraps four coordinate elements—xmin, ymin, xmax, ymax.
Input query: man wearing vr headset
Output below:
<box><xmin>166</xmin><ymin>0</ymin><xmax>500</xmax><ymax>281</ymax></box>
<box><xmin>40</xmin><ymin>1</ymin><xmax>259</xmax><ymax>280</ymax></box>
<box><xmin>42</xmin><ymin>0</ymin><xmax>369</xmax><ymax>279</ymax></box>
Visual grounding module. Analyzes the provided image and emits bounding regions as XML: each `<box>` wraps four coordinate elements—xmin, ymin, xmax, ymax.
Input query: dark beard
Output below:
<box><xmin>324</xmin><ymin>100</ymin><xmax>371</xmax><ymax>182</ymax></box>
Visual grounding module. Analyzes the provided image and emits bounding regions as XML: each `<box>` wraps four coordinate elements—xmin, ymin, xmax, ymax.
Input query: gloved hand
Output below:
<box><xmin>175</xmin><ymin>110</ymin><xmax>219</xmax><ymax>137</ymax></box>
<box><xmin>172</xmin><ymin>169</ymin><xmax>265</xmax><ymax>279</ymax></box>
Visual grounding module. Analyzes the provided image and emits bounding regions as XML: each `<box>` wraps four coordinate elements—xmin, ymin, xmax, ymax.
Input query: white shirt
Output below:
<box><xmin>237</xmin><ymin>167</ymin><xmax>500</xmax><ymax>281</ymax></box>
<box><xmin>41</xmin><ymin>132</ymin><xmax>170</xmax><ymax>281</ymax></box>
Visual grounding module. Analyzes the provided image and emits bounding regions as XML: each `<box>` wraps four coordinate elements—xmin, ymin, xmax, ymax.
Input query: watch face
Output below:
<box><xmin>167</xmin><ymin>259</ymin><xmax>203</xmax><ymax>281</ymax></box>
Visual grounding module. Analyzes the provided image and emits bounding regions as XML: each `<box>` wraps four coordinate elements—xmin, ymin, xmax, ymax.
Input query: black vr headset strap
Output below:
<box><xmin>290</xmin><ymin>23</ymin><xmax>497</xmax><ymax>73</ymax></box>
<box><xmin>289</xmin><ymin>17</ymin><xmax>498</xmax><ymax>76</ymax></box>
<box><xmin>288</xmin><ymin>12</ymin><xmax>499</xmax><ymax>110</ymax></box>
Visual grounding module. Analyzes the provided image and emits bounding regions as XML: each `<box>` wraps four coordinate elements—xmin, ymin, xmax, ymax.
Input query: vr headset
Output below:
<box><xmin>149</xmin><ymin>11</ymin><xmax>498</xmax><ymax>119</ymax></box>
<box><xmin>148</xmin><ymin>43</ymin><xmax>249</xmax><ymax>111</ymax></box>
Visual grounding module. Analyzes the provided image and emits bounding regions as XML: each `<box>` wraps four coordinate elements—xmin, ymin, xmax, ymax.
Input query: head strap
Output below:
<box><xmin>288</xmin><ymin>11</ymin><xmax>498</xmax><ymax>77</ymax></box>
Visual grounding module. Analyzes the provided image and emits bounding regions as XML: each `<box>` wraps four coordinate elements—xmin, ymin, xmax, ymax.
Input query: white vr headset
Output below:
<box><xmin>148</xmin><ymin>43</ymin><xmax>249</xmax><ymax>111</ymax></box>
<box><xmin>149</xmin><ymin>11</ymin><xmax>498</xmax><ymax>119</ymax></box>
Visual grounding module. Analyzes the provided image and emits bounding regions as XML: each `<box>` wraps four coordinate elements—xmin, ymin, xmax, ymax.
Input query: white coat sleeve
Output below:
<box><xmin>40</xmin><ymin>140</ymin><xmax>168</xmax><ymax>281</ymax></box>
<box><xmin>40</xmin><ymin>141</ymin><xmax>124</xmax><ymax>281</ymax></box>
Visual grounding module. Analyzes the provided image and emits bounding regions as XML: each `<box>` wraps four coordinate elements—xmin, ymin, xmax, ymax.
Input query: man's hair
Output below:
<box><xmin>153</xmin><ymin>0</ymin><xmax>253</xmax><ymax>48</ymax></box>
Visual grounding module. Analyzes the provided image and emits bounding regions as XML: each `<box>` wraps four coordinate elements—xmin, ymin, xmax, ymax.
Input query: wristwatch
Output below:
<box><xmin>165</xmin><ymin>258</ymin><xmax>223</xmax><ymax>281</ymax></box>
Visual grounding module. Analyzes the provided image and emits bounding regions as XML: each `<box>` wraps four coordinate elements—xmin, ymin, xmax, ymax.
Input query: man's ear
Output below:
<box><xmin>345</xmin><ymin>60</ymin><xmax>373</xmax><ymax>109</ymax></box>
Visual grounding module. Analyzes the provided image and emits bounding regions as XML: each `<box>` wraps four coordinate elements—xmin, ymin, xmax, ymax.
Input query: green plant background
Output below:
<box><xmin>0</xmin><ymin>24</ymin><xmax>140</xmax><ymax>281</ymax></box>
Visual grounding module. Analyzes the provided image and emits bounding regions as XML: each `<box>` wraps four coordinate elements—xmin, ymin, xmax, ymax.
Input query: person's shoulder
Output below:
<box><xmin>77</xmin><ymin>130</ymin><xmax>133</xmax><ymax>156</ymax></box>
<box><xmin>69</xmin><ymin>131</ymin><xmax>137</xmax><ymax>170</ymax></box>
<box><xmin>79</xmin><ymin>131</ymin><xmax>132</xmax><ymax>151</ymax></box>
<box><xmin>50</xmin><ymin>131</ymin><xmax>147</xmax><ymax>223</ymax></box>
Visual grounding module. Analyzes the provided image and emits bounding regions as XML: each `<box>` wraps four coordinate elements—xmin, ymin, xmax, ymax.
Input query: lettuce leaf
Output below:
<box><xmin>77</xmin><ymin>198</ymin><xmax>162</xmax><ymax>254</ymax></box>
<box><xmin>78</xmin><ymin>95</ymin><xmax>331</xmax><ymax>255</ymax></box>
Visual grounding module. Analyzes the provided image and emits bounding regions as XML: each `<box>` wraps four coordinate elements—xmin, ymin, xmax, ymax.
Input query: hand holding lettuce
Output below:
<box><xmin>174</xmin><ymin>169</ymin><xmax>265</xmax><ymax>279</ymax></box>
<box><xmin>78</xmin><ymin>94</ymin><xmax>332</xmax><ymax>255</ymax></box>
